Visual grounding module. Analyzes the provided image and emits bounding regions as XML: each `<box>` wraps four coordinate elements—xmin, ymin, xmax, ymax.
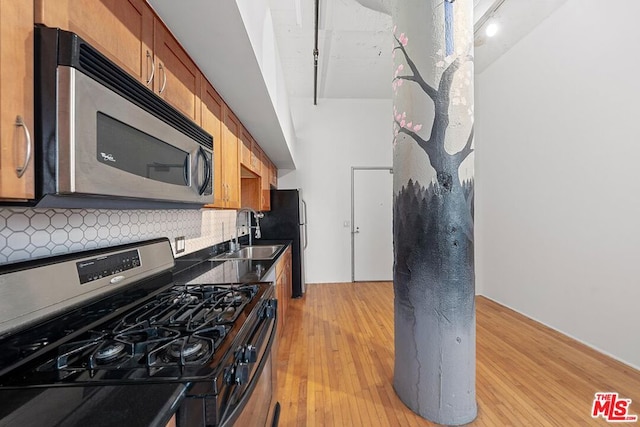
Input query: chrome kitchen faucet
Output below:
<box><xmin>232</xmin><ymin>208</ymin><xmax>264</xmax><ymax>251</ymax></box>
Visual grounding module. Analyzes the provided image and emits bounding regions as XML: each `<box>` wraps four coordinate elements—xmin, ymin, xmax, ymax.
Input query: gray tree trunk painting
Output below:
<box><xmin>357</xmin><ymin>0</ymin><xmax>476</xmax><ymax>424</ymax></box>
<box><xmin>392</xmin><ymin>1</ymin><xmax>476</xmax><ymax>424</ymax></box>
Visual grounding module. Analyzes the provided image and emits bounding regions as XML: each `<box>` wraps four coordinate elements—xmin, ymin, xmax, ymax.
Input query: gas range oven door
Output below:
<box><xmin>176</xmin><ymin>297</ymin><xmax>278</xmax><ymax>427</ymax></box>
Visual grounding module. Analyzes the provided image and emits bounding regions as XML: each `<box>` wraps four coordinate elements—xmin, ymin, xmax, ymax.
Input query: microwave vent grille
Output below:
<box><xmin>76</xmin><ymin>44</ymin><xmax>213</xmax><ymax>151</ymax></box>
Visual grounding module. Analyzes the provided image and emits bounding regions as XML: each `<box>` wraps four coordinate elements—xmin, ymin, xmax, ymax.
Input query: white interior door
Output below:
<box><xmin>353</xmin><ymin>168</ymin><xmax>393</xmax><ymax>281</ymax></box>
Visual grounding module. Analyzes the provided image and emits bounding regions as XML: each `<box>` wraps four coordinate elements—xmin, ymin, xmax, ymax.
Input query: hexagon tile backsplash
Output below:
<box><xmin>0</xmin><ymin>208</ymin><xmax>239</xmax><ymax>265</ymax></box>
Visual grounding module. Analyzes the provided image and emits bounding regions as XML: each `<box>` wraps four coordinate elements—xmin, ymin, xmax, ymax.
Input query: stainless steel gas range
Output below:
<box><xmin>0</xmin><ymin>238</ymin><xmax>279</xmax><ymax>427</ymax></box>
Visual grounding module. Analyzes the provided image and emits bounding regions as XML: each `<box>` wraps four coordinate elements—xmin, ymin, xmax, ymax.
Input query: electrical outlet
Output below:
<box><xmin>175</xmin><ymin>236</ymin><xmax>186</xmax><ymax>254</ymax></box>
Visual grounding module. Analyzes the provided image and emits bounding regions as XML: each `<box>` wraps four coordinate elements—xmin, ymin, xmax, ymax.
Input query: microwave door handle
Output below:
<box><xmin>203</xmin><ymin>149</ymin><xmax>212</xmax><ymax>195</ymax></box>
<box><xmin>196</xmin><ymin>147</ymin><xmax>211</xmax><ymax>195</ymax></box>
<box><xmin>183</xmin><ymin>156</ymin><xmax>189</xmax><ymax>186</ymax></box>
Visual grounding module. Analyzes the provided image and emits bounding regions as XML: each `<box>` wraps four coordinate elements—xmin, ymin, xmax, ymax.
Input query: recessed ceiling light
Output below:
<box><xmin>485</xmin><ymin>22</ymin><xmax>499</xmax><ymax>37</ymax></box>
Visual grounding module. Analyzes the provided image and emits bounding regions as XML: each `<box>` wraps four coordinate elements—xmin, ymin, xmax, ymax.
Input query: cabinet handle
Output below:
<box><xmin>158</xmin><ymin>63</ymin><xmax>167</xmax><ymax>94</ymax></box>
<box><xmin>15</xmin><ymin>116</ymin><xmax>32</xmax><ymax>178</ymax></box>
<box><xmin>146</xmin><ymin>50</ymin><xmax>155</xmax><ymax>85</ymax></box>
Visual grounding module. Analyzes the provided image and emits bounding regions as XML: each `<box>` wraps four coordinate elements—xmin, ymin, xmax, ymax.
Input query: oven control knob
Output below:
<box><xmin>235</xmin><ymin>363</ymin><xmax>250</xmax><ymax>385</ymax></box>
<box><xmin>243</xmin><ymin>345</ymin><xmax>257</xmax><ymax>363</ymax></box>
<box><xmin>261</xmin><ymin>299</ymin><xmax>277</xmax><ymax>319</ymax></box>
<box><xmin>223</xmin><ymin>365</ymin><xmax>235</xmax><ymax>385</ymax></box>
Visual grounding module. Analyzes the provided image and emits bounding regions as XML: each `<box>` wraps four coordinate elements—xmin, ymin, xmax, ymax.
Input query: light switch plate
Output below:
<box><xmin>175</xmin><ymin>236</ymin><xmax>186</xmax><ymax>254</ymax></box>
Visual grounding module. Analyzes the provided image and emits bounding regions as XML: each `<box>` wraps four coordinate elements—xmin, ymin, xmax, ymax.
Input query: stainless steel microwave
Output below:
<box><xmin>33</xmin><ymin>26</ymin><xmax>213</xmax><ymax>209</ymax></box>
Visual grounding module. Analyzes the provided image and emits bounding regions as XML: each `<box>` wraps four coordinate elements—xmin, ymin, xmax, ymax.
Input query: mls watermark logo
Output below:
<box><xmin>592</xmin><ymin>392</ymin><xmax>638</xmax><ymax>422</ymax></box>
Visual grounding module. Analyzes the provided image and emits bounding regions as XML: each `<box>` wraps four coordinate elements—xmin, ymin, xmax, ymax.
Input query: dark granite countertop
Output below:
<box><xmin>172</xmin><ymin>239</ymin><xmax>293</xmax><ymax>285</ymax></box>
<box><xmin>0</xmin><ymin>383</ymin><xmax>185</xmax><ymax>427</ymax></box>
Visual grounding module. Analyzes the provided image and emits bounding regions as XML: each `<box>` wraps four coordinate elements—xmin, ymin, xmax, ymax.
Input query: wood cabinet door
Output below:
<box><xmin>0</xmin><ymin>1</ymin><xmax>34</xmax><ymax>200</ymax></box>
<box><xmin>285</xmin><ymin>249</ymin><xmax>293</xmax><ymax>302</ymax></box>
<box><xmin>250</xmin><ymin>137</ymin><xmax>261</xmax><ymax>174</ymax></box>
<box><xmin>35</xmin><ymin>0</ymin><xmax>154</xmax><ymax>88</ymax></box>
<box><xmin>270</xmin><ymin>161</ymin><xmax>278</xmax><ymax>188</ymax></box>
<box><xmin>240</xmin><ymin>127</ymin><xmax>253</xmax><ymax>171</ymax></box>
<box><xmin>260</xmin><ymin>150</ymin><xmax>271</xmax><ymax>211</ymax></box>
<box><xmin>153</xmin><ymin>19</ymin><xmax>201</xmax><ymax>124</ymax></box>
<box><xmin>201</xmin><ymin>80</ymin><xmax>225</xmax><ymax>208</ymax></box>
<box><xmin>223</xmin><ymin>108</ymin><xmax>241</xmax><ymax>209</ymax></box>
<box><xmin>276</xmin><ymin>268</ymin><xmax>285</xmax><ymax>338</ymax></box>
<box><xmin>275</xmin><ymin>247</ymin><xmax>292</xmax><ymax>338</ymax></box>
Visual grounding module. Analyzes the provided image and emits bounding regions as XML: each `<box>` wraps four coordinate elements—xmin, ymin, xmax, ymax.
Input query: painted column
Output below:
<box><xmin>392</xmin><ymin>0</ymin><xmax>476</xmax><ymax>424</ymax></box>
<box><xmin>357</xmin><ymin>0</ymin><xmax>476</xmax><ymax>424</ymax></box>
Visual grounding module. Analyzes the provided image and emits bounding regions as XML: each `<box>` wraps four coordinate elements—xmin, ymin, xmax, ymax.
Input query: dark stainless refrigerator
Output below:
<box><xmin>260</xmin><ymin>189</ymin><xmax>306</xmax><ymax>297</ymax></box>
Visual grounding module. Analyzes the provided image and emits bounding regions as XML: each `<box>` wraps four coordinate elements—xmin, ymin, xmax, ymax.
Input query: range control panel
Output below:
<box><xmin>76</xmin><ymin>249</ymin><xmax>141</xmax><ymax>284</ymax></box>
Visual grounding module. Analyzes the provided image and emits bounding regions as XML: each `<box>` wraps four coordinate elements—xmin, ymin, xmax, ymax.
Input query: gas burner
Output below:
<box><xmin>219</xmin><ymin>306</ymin><xmax>239</xmax><ymax>323</ymax></box>
<box><xmin>223</xmin><ymin>292</ymin><xmax>243</xmax><ymax>304</ymax></box>
<box><xmin>167</xmin><ymin>340</ymin><xmax>206</xmax><ymax>361</ymax></box>
<box><xmin>172</xmin><ymin>293</ymin><xmax>198</xmax><ymax>305</ymax></box>
<box><xmin>95</xmin><ymin>342</ymin><xmax>126</xmax><ymax>362</ymax></box>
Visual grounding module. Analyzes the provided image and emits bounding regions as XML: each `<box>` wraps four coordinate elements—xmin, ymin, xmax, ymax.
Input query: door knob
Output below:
<box><xmin>353</xmin><ymin>227</ymin><xmax>360</xmax><ymax>234</ymax></box>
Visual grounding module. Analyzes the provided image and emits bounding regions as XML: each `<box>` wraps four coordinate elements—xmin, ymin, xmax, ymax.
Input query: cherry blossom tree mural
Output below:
<box><xmin>357</xmin><ymin>0</ymin><xmax>476</xmax><ymax>424</ymax></box>
<box><xmin>391</xmin><ymin>1</ymin><xmax>476</xmax><ymax>425</ymax></box>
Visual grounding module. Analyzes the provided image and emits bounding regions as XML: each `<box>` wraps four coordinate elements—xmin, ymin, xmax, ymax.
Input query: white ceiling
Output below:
<box><xmin>269</xmin><ymin>0</ymin><xmax>393</xmax><ymax>99</ymax></box>
<box><xmin>269</xmin><ymin>0</ymin><xmax>568</xmax><ymax>99</ymax></box>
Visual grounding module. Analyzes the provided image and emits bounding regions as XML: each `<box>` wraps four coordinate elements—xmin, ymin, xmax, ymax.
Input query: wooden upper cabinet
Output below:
<box><xmin>35</xmin><ymin>0</ymin><xmax>154</xmax><ymax>88</ymax></box>
<box><xmin>240</xmin><ymin>127</ymin><xmax>253</xmax><ymax>172</ymax></box>
<box><xmin>260</xmin><ymin>150</ymin><xmax>271</xmax><ymax>211</ymax></box>
<box><xmin>202</xmin><ymin>81</ymin><xmax>241</xmax><ymax>210</ymax></box>
<box><xmin>240</xmin><ymin>128</ymin><xmax>263</xmax><ymax>176</ymax></box>
<box><xmin>153</xmin><ymin>19</ymin><xmax>201</xmax><ymax>124</ymax></box>
<box><xmin>0</xmin><ymin>1</ymin><xmax>35</xmax><ymax>200</ymax></box>
<box><xmin>222</xmin><ymin>108</ymin><xmax>241</xmax><ymax>209</ymax></box>
<box><xmin>250</xmin><ymin>137</ymin><xmax>261</xmax><ymax>174</ymax></box>
<box><xmin>201</xmin><ymin>80</ymin><xmax>225</xmax><ymax>208</ymax></box>
<box><xmin>269</xmin><ymin>160</ymin><xmax>277</xmax><ymax>188</ymax></box>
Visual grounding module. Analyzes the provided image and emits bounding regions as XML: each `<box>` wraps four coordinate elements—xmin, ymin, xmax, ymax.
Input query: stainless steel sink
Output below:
<box><xmin>211</xmin><ymin>245</ymin><xmax>283</xmax><ymax>260</ymax></box>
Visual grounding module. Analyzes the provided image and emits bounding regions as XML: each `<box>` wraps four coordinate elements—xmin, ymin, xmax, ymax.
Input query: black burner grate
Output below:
<box><xmin>37</xmin><ymin>285</ymin><xmax>258</xmax><ymax>377</ymax></box>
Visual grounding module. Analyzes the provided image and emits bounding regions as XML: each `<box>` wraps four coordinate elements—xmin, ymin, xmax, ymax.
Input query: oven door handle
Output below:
<box><xmin>219</xmin><ymin>308</ymin><xmax>277</xmax><ymax>427</ymax></box>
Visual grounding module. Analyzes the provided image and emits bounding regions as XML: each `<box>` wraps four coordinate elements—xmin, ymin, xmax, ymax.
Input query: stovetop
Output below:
<box><xmin>52</xmin><ymin>283</ymin><xmax>256</xmax><ymax>372</ymax></box>
<box><xmin>0</xmin><ymin>283</ymin><xmax>270</xmax><ymax>388</ymax></box>
<box><xmin>0</xmin><ymin>238</ymin><xmax>274</xmax><ymax>389</ymax></box>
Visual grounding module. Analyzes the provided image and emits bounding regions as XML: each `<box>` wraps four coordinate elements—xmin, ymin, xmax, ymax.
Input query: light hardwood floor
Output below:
<box><xmin>276</xmin><ymin>282</ymin><xmax>640</xmax><ymax>426</ymax></box>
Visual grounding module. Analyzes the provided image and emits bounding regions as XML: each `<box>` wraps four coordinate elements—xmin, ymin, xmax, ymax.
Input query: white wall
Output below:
<box><xmin>279</xmin><ymin>98</ymin><xmax>392</xmax><ymax>283</ymax></box>
<box><xmin>475</xmin><ymin>0</ymin><xmax>640</xmax><ymax>369</ymax></box>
